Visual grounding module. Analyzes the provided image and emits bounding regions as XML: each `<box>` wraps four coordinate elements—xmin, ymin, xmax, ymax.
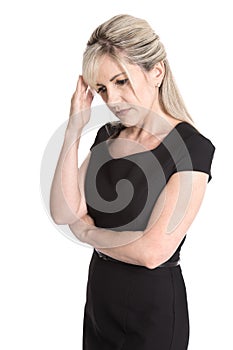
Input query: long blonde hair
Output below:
<box><xmin>82</xmin><ymin>14</ymin><xmax>193</xmax><ymax>131</ymax></box>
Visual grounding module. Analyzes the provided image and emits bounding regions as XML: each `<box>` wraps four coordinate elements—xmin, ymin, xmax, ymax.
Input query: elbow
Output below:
<box><xmin>49</xmin><ymin>195</ymin><xmax>81</xmax><ymax>225</ymax></box>
<box><xmin>49</xmin><ymin>207</ymin><xmax>77</xmax><ymax>225</ymax></box>
<box><xmin>144</xmin><ymin>258</ymin><xmax>163</xmax><ymax>270</ymax></box>
<box><xmin>49</xmin><ymin>200</ymin><xmax>67</xmax><ymax>225</ymax></box>
<box><xmin>143</xmin><ymin>249</ymin><xmax>169</xmax><ymax>270</ymax></box>
<box><xmin>49</xmin><ymin>210</ymin><xmax>66</xmax><ymax>225</ymax></box>
<box><xmin>51</xmin><ymin>215</ymin><xmax>67</xmax><ymax>225</ymax></box>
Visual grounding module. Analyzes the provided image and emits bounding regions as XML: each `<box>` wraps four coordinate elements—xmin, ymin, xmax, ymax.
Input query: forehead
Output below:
<box><xmin>95</xmin><ymin>55</ymin><xmax>143</xmax><ymax>84</ymax></box>
<box><xmin>96</xmin><ymin>56</ymin><xmax>124</xmax><ymax>82</ymax></box>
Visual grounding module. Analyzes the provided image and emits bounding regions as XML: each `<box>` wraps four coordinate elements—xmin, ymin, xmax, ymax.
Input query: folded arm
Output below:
<box><xmin>69</xmin><ymin>171</ymin><xmax>209</xmax><ymax>269</ymax></box>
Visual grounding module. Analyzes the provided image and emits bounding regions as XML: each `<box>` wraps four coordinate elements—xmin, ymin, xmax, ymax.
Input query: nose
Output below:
<box><xmin>105</xmin><ymin>86</ymin><xmax>123</xmax><ymax>105</ymax></box>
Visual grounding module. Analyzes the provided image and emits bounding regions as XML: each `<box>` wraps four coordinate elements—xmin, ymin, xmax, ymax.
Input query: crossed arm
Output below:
<box><xmin>68</xmin><ymin>170</ymin><xmax>209</xmax><ymax>269</ymax></box>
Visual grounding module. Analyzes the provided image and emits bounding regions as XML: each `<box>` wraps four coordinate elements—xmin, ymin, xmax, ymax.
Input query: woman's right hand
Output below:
<box><xmin>67</xmin><ymin>75</ymin><xmax>94</xmax><ymax>131</ymax></box>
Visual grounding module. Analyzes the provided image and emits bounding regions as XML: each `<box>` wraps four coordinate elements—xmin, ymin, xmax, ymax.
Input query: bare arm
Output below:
<box><xmin>49</xmin><ymin>76</ymin><xmax>93</xmax><ymax>224</ymax></box>
<box><xmin>69</xmin><ymin>171</ymin><xmax>209</xmax><ymax>268</ymax></box>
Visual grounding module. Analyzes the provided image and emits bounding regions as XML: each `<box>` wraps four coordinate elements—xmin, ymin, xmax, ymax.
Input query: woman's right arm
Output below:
<box><xmin>49</xmin><ymin>76</ymin><xmax>93</xmax><ymax>224</ymax></box>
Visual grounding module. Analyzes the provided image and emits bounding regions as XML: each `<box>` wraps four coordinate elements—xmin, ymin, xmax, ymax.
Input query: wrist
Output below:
<box><xmin>65</xmin><ymin>123</ymin><xmax>84</xmax><ymax>141</ymax></box>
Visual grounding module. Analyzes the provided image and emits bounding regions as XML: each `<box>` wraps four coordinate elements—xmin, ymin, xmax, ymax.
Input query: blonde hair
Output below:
<box><xmin>82</xmin><ymin>14</ymin><xmax>193</xmax><ymax>131</ymax></box>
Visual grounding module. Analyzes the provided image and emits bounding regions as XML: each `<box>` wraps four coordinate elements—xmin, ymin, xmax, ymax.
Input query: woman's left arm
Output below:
<box><xmin>69</xmin><ymin>171</ymin><xmax>208</xmax><ymax>268</ymax></box>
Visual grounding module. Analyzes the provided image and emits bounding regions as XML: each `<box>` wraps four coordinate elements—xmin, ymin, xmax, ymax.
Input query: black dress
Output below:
<box><xmin>82</xmin><ymin>121</ymin><xmax>215</xmax><ymax>350</ymax></box>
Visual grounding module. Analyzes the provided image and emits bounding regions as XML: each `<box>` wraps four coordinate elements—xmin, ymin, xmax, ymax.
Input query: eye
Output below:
<box><xmin>96</xmin><ymin>86</ymin><xmax>106</xmax><ymax>94</ymax></box>
<box><xmin>115</xmin><ymin>78</ymin><xmax>129</xmax><ymax>86</ymax></box>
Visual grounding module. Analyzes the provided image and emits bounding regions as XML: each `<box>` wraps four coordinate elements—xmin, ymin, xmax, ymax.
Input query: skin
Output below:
<box><xmin>49</xmin><ymin>76</ymin><xmax>94</xmax><ymax>224</ymax></box>
<box><xmin>95</xmin><ymin>55</ymin><xmax>181</xmax><ymax>144</ymax></box>
<box><xmin>51</xmin><ymin>55</ymin><xmax>209</xmax><ymax>269</ymax></box>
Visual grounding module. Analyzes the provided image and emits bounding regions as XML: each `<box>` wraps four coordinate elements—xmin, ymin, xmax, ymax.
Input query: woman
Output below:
<box><xmin>50</xmin><ymin>14</ymin><xmax>215</xmax><ymax>350</ymax></box>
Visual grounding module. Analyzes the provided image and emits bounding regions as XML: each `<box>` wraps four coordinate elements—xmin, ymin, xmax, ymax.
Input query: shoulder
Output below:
<box><xmin>170</xmin><ymin>122</ymin><xmax>216</xmax><ymax>182</ymax></box>
<box><xmin>175</xmin><ymin>121</ymin><xmax>215</xmax><ymax>154</ymax></box>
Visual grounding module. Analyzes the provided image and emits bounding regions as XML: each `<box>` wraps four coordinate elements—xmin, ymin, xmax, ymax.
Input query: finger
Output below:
<box><xmin>76</xmin><ymin>76</ymin><xmax>88</xmax><ymax>95</ymax></box>
<box><xmin>80</xmin><ymin>76</ymin><xmax>89</xmax><ymax>92</ymax></box>
<box><xmin>74</xmin><ymin>75</ymin><xmax>85</xmax><ymax>92</ymax></box>
<box><xmin>86</xmin><ymin>88</ymin><xmax>94</xmax><ymax>103</ymax></box>
<box><xmin>79</xmin><ymin>75</ymin><xmax>86</xmax><ymax>85</ymax></box>
<box><xmin>75</xmin><ymin>75</ymin><xmax>81</xmax><ymax>90</ymax></box>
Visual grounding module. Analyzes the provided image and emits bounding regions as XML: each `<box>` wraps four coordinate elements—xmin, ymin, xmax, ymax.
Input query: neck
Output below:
<box><xmin>126</xmin><ymin>105</ymin><xmax>181</xmax><ymax>142</ymax></box>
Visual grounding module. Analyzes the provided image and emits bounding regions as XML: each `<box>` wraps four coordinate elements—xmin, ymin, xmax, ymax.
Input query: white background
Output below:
<box><xmin>0</xmin><ymin>0</ymin><xmax>232</xmax><ymax>349</ymax></box>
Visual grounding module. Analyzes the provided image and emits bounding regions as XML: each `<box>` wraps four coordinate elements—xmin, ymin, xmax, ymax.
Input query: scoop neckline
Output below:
<box><xmin>105</xmin><ymin>121</ymin><xmax>190</xmax><ymax>160</ymax></box>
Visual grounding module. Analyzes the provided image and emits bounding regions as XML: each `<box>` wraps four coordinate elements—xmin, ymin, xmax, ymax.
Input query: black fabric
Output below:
<box><xmin>85</xmin><ymin>121</ymin><xmax>215</xmax><ymax>259</ymax></box>
<box><xmin>83</xmin><ymin>251</ymin><xmax>189</xmax><ymax>350</ymax></box>
<box><xmin>83</xmin><ymin>121</ymin><xmax>215</xmax><ymax>349</ymax></box>
<box><xmin>89</xmin><ymin>121</ymin><xmax>215</xmax><ymax>182</ymax></box>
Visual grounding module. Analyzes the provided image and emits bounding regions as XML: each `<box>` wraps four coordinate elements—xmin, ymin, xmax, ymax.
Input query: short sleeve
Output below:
<box><xmin>90</xmin><ymin>123</ymin><xmax>110</xmax><ymax>151</ymax></box>
<box><xmin>175</xmin><ymin>133</ymin><xmax>216</xmax><ymax>182</ymax></box>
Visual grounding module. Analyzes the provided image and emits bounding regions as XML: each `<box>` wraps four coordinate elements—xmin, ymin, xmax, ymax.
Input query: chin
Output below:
<box><xmin>118</xmin><ymin>115</ymin><xmax>141</xmax><ymax>126</ymax></box>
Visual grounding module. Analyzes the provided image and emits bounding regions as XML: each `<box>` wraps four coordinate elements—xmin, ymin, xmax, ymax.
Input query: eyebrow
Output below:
<box><xmin>96</xmin><ymin>72</ymin><xmax>126</xmax><ymax>86</ymax></box>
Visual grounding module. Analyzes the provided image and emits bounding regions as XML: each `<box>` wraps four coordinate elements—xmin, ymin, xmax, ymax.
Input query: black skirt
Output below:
<box><xmin>83</xmin><ymin>250</ymin><xmax>189</xmax><ymax>350</ymax></box>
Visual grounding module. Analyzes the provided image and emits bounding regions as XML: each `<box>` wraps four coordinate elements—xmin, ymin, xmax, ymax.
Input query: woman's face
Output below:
<box><xmin>94</xmin><ymin>55</ymin><xmax>163</xmax><ymax>127</ymax></box>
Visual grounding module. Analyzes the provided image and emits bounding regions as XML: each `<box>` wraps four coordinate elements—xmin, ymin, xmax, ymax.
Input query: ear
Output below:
<box><xmin>151</xmin><ymin>61</ymin><xmax>165</xmax><ymax>86</ymax></box>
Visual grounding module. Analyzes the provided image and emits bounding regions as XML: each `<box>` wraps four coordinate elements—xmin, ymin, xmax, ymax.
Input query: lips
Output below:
<box><xmin>115</xmin><ymin>108</ymin><xmax>132</xmax><ymax>116</ymax></box>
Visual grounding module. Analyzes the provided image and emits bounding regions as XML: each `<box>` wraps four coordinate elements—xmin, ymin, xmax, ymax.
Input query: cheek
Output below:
<box><xmin>133</xmin><ymin>77</ymin><xmax>156</xmax><ymax>101</ymax></box>
<box><xmin>138</xmin><ymin>86</ymin><xmax>156</xmax><ymax>106</ymax></box>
